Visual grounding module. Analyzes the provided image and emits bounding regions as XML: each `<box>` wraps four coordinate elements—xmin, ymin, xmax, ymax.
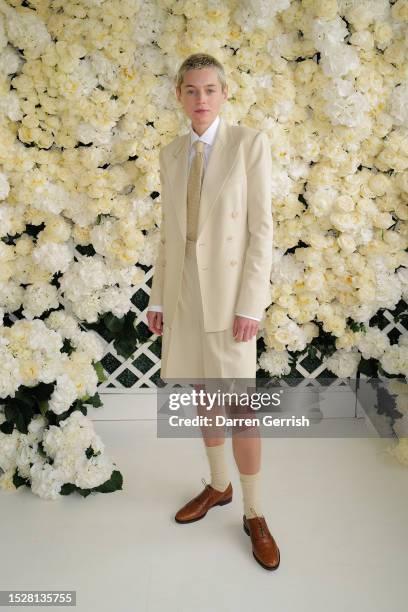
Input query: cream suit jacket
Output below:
<box><xmin>148</xmin><ymin>115</ymin><xmax>273</xmax><ymax>333</ymax></box>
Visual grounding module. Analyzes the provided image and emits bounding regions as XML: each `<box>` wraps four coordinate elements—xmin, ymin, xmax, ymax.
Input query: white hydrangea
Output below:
<box><xmin>21</xmin><ymin>282</ymin><xmax>60</xmax><ymax>320</ymax></box>
<box><xmin>74</xmin><ymin>453</ymin><xmax>114</xmax><ymax>490</ymax></box>
<box><xmin>43</xmin><ymin>411</ymin><xmax>95</xmax><ymax>457</ymax></box>
<box><xmin>258</xmin><ymin>349</ymin><xmax>291</xmax><ymax>376</ymax></box>
<box><xmin>374</xmin><ymin>271</ymin><xmax>402</xmax><ymax>310</ymax></box>
<box><xmin>15</xmin><ymin>436</ymin><xmax>40</xmax><ymax>479</ymax></box>
<box><xmin>30</xmin><ymin>461</ymin><xmax>63</xmax><ymax>500</ymax></box>
<box><xmin>0</xmin><ymin>171</ymin><xmax>10</xmax><ymax>199</ymax></box>
<box><xmin>26</xmin><ymin>319</ymin><xmax>63</xmax><ymax>354</ymax></box>
<box><xmin>274</xmin><ymin>319</ymin><xmax>312</xmax><ymax>352</ymax></box>
<box><xmin>0</xmin><ymin>0</ymin><xmax>51</xmax><ymax>59</ymax></box>
<box><xmin>138</xmin><ymin>231</ymin><xmax>160</xmax><ymax>267</ymax></box>
<box><xmin>233</xmin><ymin>0</ymin><xmax>290</xmax><ymax>32</ymax></box>
<box><xmin>380</xmin><ymin>344</ymin><xmax>408</xmax><ymax>377</ymax></box>
<box><xmin>0</xmin><ymin>348</ymin><xmax>21</xmax><ymax>398</ymax></box>
<box><xmin>0</xmin><ymin>90</ymin><xmax>23</xmax><ymax>121</ymax></box>
<box><xmin>325</xmin><ymin>349</ymin><xmax>361</xmax><ymax>377</ymax></box>
<box><xmin>41</xmin><ymin>411</ymin><xmax>113</xmax><ymax>492</ymax></box>
<box><xmin>0</xmin><ymin>319</ymin><xmax>95</xmax><ymax>401</ymax></box>
<box><xmin>59</xmin><ymin>256</ymin><xmax>110</xmax><ymax>302</ymax></box>
<box><xmin>99</xmin><ymin>285</ymin><xmax>134</xmax><ymax>317</ymax></box>
<box><xmin>0</xmin><ymin>425</ymin><xmax>20</xmax><ymax>472</ymax></box>
<box><xmin>19</xmin><ymin>169</ymin><xmax>70</xmax><ymax>215</ymax></box>
<box><xmin>389</xmin><ymin>84</ymin><xmax>408</xmax><ymax>128</ymax></box>
<box><xmin>0</xmin><ymin>281</ymin><xmax>24</xmax><ymax>313</ymax></box>
<box><xmin>71</xmin><ymin>330</ymin><xmax>105</xmax><ymax>362</ymax></box>
<box><xmin>322</xmin><ymin>79</ymin><xmax>371</xmax><ymax>128</ymax></box>
<box><xmin>27</xmin><ymin>414</ymin><xmax>47</xmax><ymax>439</ymax></box>
<box><xmin>0</xmin><ymin>467</ymin><xmax>17</xmax><ymax>492</ymax></box>
<box><xmin>32</xmin><ymin>242</ymin><xmax>75</xmax><ymax>274</ymax></box>
<box><xmin>65</xmin><ymin>352</ymin><xmax>99</xmax><ymax>398</ymax></box>
<box><xmin>45</xmin><ymin>310</ymin><xmax>82</xmax><ymax>342</ymax></box>
<box><xmin>48</xmin><ymin>374</ymin><xmax>79</xmax><ymax>415</ymax></box>
<box><xmin>356</xmin><ymin>327</ymin><xmax>391</xmax><ymax>360</ymax></box>
<box><xmin>71</xmin><ymin>294</ymin><xmax>101</xmax><ymax>323</ymax></box>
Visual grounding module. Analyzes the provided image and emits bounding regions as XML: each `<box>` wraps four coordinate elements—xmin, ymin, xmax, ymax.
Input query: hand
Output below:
<box><xmin>147</xmin><ymin>310</ymin><xmax>163</xmax><ymax>336</ymax></box>
<box><xmin>233</xmin><ymin>315</ymin><xmax>259</xmax><ymax>342</ymax></box>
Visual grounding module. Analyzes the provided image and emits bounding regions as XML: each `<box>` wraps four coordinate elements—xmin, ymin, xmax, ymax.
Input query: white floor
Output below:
<box><xmin>1</xmin><ymin>412</ymin><xmax>407</xmax><ymax>612</ymax></box>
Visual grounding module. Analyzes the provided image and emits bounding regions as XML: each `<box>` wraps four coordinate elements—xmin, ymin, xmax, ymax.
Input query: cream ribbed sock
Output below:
<box><xmin>239</xmin><ymin>471</ymin><xmax>263</xmax><ymax>518</ymax></box>
<box><xmin>204</xmin><ymin>441</ymin><xmax>230</xmax><ymax>492</ymax></box>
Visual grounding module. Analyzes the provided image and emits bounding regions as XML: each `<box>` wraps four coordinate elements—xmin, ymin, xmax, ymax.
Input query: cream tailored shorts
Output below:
<box><xmin>161</xmin><ymin>239</ymin><xmax>256</xmax><ymax>383</ymax></box>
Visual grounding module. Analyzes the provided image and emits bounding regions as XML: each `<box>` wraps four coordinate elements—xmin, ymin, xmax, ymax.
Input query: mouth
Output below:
<box><xmin>195</xmin><ymin>110</ymin><xmax>209</xmax><ymax>114</ymax></box>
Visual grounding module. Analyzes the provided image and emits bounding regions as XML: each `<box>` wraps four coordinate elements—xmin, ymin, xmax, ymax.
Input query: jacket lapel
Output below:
<box><xmin>167</xmin><ymin>116</ymin><xmax>241</xmax><ymax>241</ymax></box>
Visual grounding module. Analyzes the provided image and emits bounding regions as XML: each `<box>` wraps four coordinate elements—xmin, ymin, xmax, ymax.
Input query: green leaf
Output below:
<box><xmin>59</xmin><ymin>482</ymin><xmax>92</xmax><ymax>498</ymax></box>
<box><xmin>77</xmin><ymin>488</ymin><xmax>92</xmax><ymax>498</ymax></box>
<box><xmin>93</xmin><ymin>361</ymin><xmax>107</xmax><ymax>382</ymax></box>
<box><xmin>57</xmin><ymin>469</ymin><xmax>123</xmax><ymax>497</ymax></box>
<box><xmin>59</xmin><ymin>482</ymin><xmax>77</xmax><ymax>496</ymax></box>
<box><xmin>39</xmin><ymin>400</ymin><xmax>49</xmax><ymax>417</ymax></box>
<box><xmin>28</xmin><ymin>382</ymin><xmax>55</xmax><ymax>402</ymax></box>
<box><xmin>358</xmin><ymin>357</ymin><xmax>378</xmax><ymax>377</ymax></box>
<box><xmin>349</xmin><ymin>320</ymin><xmax>366</xmax><ymax>333</ymax></box>
<box><xmin>83</xmin><ymin>393</ymin><xmax>103</xmax><ymax>408</ymax></box>
<box><xmin>0</xmin><ymin>420</ymin><xmax>14</xmax><ymax>434</ymax></box>
<box><xmin>93</xmin><ymin>469</ymin><xmax>123</xmax><ymax>493</ymax></box>
<box><xmin>5</xmin><ymin>401</ymin><xmax>31</xmax><ymax>434</ymax></box>
<box><xmin>103</xmin><ymin>313</ymin><xmax>124</xmax><ymax>334</ymax></box>
<box><xmin>114</xmin><ymin>337</ymin><xmax>138</xmax><ymax>359</ymax></box>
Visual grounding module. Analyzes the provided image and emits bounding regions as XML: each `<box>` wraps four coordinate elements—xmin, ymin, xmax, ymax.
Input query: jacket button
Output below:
<box><xmin>231</xmin><ymin>211</ymin><xmax>238</xmax><ymax>218</ymax></box>
<box><xmin>226</xmin><ymin>236</ymin><xmax>233</xmax><ymax>241</ymax></box>
<box><xmin>230</xmin><ymin>260</ymin><xmax>237</xmax><ymax>266</ymax></box>
<box><xmin>199</xmin><ymin>242</ymin><xmax>205</xmax><ymax>246</ymax></box>
<box><xmin>202</xmin><ymin>267</ymin><xmax>209</xmax><ymax>270</ymax></box>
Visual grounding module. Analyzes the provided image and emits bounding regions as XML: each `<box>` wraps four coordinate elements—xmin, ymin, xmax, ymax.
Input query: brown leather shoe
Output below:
<box><xmin>243</xmin><ymin>508</ymin><xmax>280</xmax><ymax>570</ymax></box>
<box><xmin>175</xmin><ymin>478</ymin><xmax>233</xmax><ymax>524</ymax></box>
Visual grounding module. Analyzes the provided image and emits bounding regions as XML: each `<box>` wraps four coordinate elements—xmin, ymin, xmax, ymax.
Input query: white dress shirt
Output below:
<box><xmin>149</xmin><ymin>114</ymin><xmax>260</xmax><ymax>322</ymax></box>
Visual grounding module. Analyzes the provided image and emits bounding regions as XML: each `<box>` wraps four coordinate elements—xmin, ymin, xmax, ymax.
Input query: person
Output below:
<box><xmin>147</xmin><ymin>53</ymin><xmax>280</xmax><ymax>571</ymax></box>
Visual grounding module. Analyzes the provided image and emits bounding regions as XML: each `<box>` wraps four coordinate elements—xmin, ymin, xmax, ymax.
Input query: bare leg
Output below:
<box><xmin>195</xmin><ymin>383</ymin><xmax>226</xmax><ymax>447</ymax></box>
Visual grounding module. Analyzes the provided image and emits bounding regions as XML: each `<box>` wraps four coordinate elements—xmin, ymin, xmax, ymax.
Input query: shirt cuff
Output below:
<box><xmin>148</xmin><ymin>305</ymin><xmax>163</xmax><ymax>312</ymax></box>
<box><xmin>235</xmin><ymin>312</ymin><xmax>261</xmax><ymax>321</ymax></box>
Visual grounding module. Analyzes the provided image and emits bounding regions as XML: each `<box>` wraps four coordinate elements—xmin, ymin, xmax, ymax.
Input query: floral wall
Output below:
<box><xmin>0</xmin><ymin>0</ymin><xmax>408</xmax><ymax>492</ymax></box>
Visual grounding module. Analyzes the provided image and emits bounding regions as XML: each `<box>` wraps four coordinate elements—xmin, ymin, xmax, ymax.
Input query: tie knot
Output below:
<box><xmin>193</xmin><ymin>140</ymin><xmax>205</xmax><ymax>154</ymax></box>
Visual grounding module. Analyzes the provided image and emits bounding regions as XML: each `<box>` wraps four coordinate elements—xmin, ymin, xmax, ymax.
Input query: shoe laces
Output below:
<box><xmin>249</xmin><ymin>506</ymin><xmax>265</xmax><ymax>537</ymax></box>
<box><xmin>192</xmin><ymin>477</ymin><xmax>211</xmax><ymax>504</ymax></box>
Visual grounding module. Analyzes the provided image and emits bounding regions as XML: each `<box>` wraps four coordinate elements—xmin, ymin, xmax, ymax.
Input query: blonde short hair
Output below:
<box><xmin>175</xmin><ymin>53</ymin><xmax>227</xmax><ymax>92</ymax></box>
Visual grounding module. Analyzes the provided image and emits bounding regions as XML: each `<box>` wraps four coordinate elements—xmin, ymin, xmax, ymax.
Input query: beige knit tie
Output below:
<box><xmin>186</xmin><ymin>139</ymin><xmax>205</xmax><ymax>242</ymax></box>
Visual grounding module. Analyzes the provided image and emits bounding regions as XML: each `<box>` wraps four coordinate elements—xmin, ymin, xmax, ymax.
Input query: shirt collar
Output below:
<box><xmin>190</xmin><ymin>114</ymin><xmax>220</xmax><ymax>148</ymax></box>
